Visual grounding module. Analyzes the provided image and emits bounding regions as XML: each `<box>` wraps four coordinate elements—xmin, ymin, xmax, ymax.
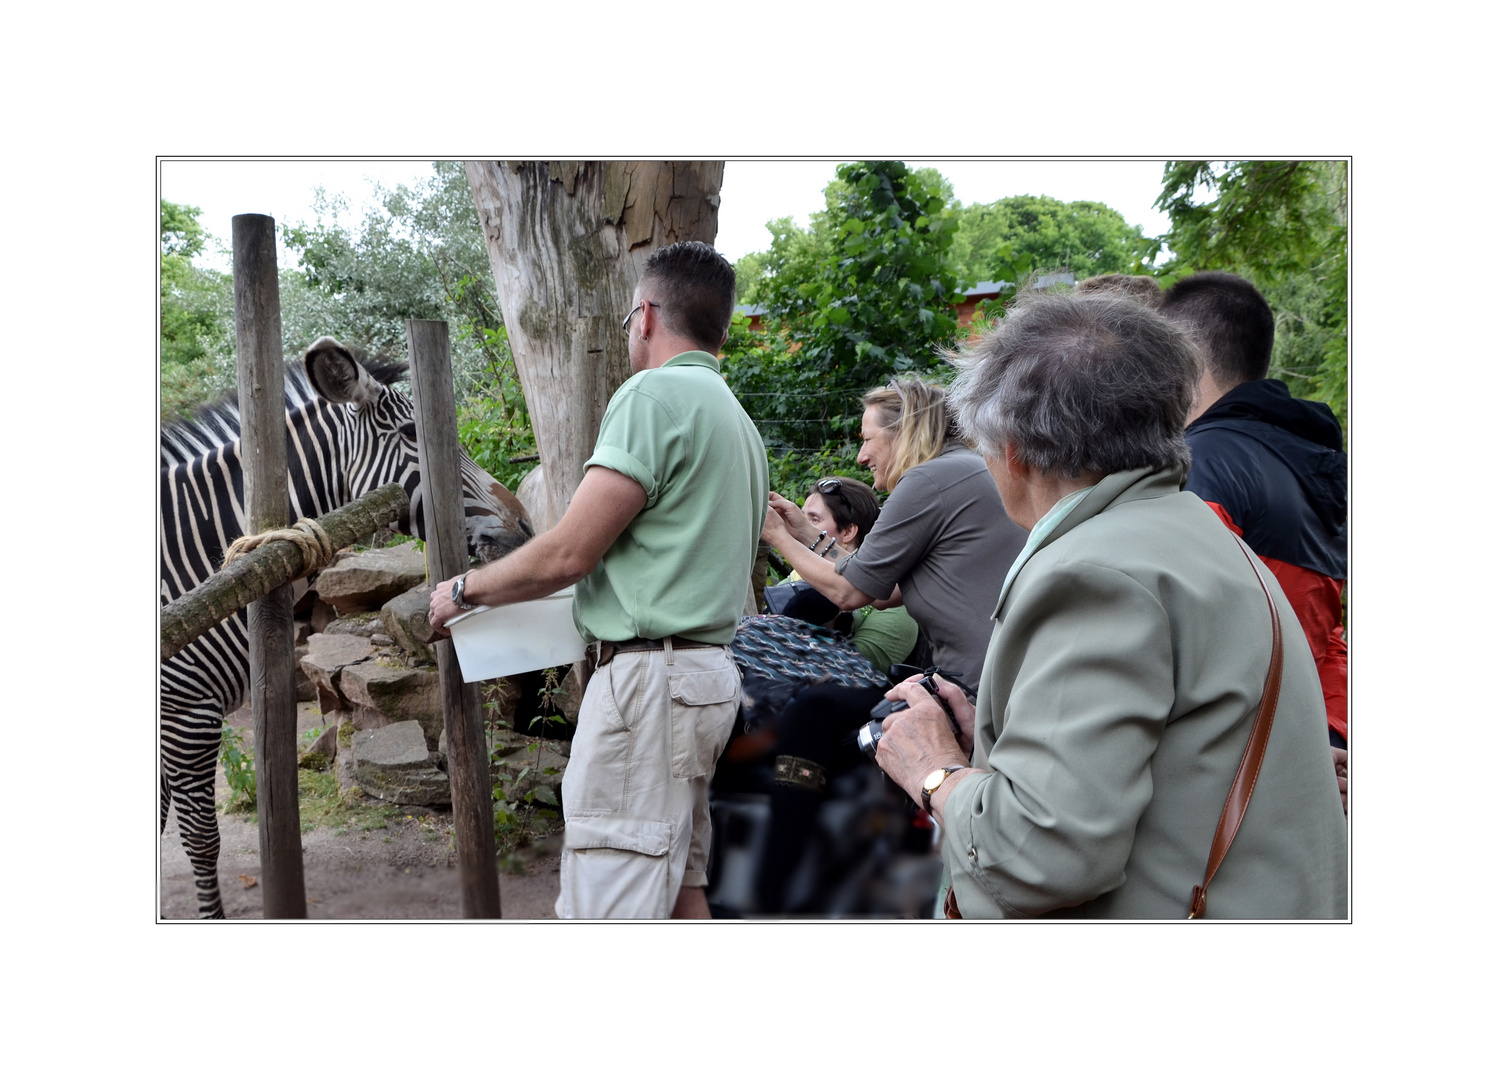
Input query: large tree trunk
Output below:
<box><xmin>464</xmin><ymin>161</ymin><xmax>724</xmax><ymax>529</ymax></box>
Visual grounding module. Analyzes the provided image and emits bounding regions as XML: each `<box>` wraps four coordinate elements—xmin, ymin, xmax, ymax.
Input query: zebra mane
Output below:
<box><xmin>159</xmin><ymin>353</ymin><xmax>409</xmax><ymax>467</ymax></box>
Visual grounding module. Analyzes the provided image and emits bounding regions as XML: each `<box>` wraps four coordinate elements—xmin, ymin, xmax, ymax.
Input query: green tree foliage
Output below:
<box><xmin>949</xmin><ymin>194</ymin><xmax>1152</xmax><ymax>289</ymax></box>
<box><xmin>723</xmin><ymin>161</ymin><xmax>964</xmax><ymax>496</ymax></box>
<box><xmin>279</xmin><ymin>163</ymin><xmax>537</xmax><ymax>488</ymax></box>
<box><xmin>159</xmin><ymin>200</ymin><xmax>234</xmax><ymax>420</ymax></box>
<box><xmin>732</xmin><ymin>215</ymin><xmax>822</xmax><ymax>306</ymax></box>
<box><xmin>1154</xmin><ymin>160</ymin><xmax>1348</xmax><ymax>435</ymax></box>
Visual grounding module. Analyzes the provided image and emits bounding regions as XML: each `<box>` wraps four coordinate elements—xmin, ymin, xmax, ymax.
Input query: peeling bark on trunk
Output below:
<box><xmin>464</xmin><ymin>161</ymin><xmax>724</xmax><ymax>529</ymax></box>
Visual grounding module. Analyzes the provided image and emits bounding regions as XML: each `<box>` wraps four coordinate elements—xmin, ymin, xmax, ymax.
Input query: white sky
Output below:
<box><xmin>158</xmin><ymin>157</ymin><xmax>1173</xmax><ymax>273</ymax></box>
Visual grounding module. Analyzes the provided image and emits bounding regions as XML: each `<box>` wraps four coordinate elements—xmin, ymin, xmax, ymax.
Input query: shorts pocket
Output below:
<box><xmin>560</xmin><ymin>816</ymin><xmax>675</xmax><ymax>919</ymax></box>
<box><xmin>668</xmin><ymin>665</ymin><xmax>740</xmax><ymax>779</ymax></box>
<box><xmin>563</xmin><ymin>659</ymin><xmax>634</xmax><ymax>814</ymax></box>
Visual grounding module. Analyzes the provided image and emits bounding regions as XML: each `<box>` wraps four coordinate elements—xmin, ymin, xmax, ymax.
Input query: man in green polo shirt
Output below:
<box><xmin>429</xmin><ymin>241</ymin><xmax>767</xmax><ymax>918</ymax></box>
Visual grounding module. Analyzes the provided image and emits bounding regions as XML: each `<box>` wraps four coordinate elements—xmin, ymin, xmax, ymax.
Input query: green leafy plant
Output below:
<box><xmin>160</xmin><ymin>200</ymin><xmax>235</xmax><ymax>420</ymax></box>
<box><xmin>485</xmin><ymin>671</ymin><xmax>566</xmax><ymax>856</ymax></box>
<box><xmin>219</xmin><ymin>725</ymin><xmax>256</xmax><ymax>813</ymax></box>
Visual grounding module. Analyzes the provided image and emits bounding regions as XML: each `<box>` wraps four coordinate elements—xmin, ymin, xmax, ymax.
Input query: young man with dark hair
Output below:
<box><xmin>429</xmin><ymin>240</ymin><xmax>769</xmax><ymax>916</ymax></box>
<box><xmin>1160</xmin><ymin>271</ymin><xmax>1349</xmax><ymax>809</ymax></box>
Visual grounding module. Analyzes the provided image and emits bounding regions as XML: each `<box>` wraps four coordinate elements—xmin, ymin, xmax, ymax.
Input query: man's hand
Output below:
<box><xmin>1331</xmin><ymin>745</ymin><xmax>1347</xmax><ymax>815</ymax></box>
<box><xmin>428</xmin><ymin>576</ymin><xmax>465</xmax><ymax>637</ymax></box>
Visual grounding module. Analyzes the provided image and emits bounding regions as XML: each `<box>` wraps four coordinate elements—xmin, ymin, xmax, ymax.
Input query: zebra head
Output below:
<box><xmin>302</xmin><ymin>336</ymin><xmax>533</xmax><ymax>564</ymax></box>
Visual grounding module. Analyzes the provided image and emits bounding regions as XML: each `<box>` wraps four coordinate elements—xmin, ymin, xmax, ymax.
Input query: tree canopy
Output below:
<box><xmin>161</xmin><ymin>159</ymin><xmax>1347</xmax><ymax>499</ymax></box>
<box><xmin>949</xmin><ymin>194</ymin><xmax>1152</xmax><ymax>288</ymax></box>
<box><xmin>159</xmin><ymin>199</ymin><xmax>234</xmax><ymax>420</ymax></box>
<box><xmin>722</xmin><ymin>161</ymin><xmax>964</xmax><ymax>494</ymax></box>
<box><xmin>1153</xmin><ymin>160</ymin><xmax>1348</xmax><ymax>435</ymax></box>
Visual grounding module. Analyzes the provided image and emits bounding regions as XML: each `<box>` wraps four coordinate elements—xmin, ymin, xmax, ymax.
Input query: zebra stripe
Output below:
<box><xmin>159</xmin><ymin>337</ymin><xmax>533</xmax><ymax>918</ymax></box>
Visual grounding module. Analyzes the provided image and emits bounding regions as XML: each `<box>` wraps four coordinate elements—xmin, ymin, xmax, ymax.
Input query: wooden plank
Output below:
<box><xmin>159</xmin><ymin>483</ymin><xmax>409</xmax><ymax>661</ymax></box>
<box><xmin>406</xmin><ymin>319</ymin><xmax>501</xmax><ymax>919</ymax></box>
<box><xmin>232</xmin><ymin>213</ymin><xmax>306</xmax><ymax>919</ymax></box>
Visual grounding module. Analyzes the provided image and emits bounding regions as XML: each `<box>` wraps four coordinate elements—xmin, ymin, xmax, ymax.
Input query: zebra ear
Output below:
<box><xmin>304</xmin><ymin>336</ymin><xmax>381</xmax><ymax>408</ymax></box>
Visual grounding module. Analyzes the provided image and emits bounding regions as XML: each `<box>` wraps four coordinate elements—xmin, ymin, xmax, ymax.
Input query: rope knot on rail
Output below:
<box><xmin>222</xmin><ymin>517</ymin><xmax>337</xmax><ymax>570</ymax></box>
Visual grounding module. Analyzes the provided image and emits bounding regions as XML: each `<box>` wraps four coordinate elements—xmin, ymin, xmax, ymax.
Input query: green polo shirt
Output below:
<box><xmin>573</xmin><ymin>351</ymin><xmax>768</xmax><ymax>645</ymax></box>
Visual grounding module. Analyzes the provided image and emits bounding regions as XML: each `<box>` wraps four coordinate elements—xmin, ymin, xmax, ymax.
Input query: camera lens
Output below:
<box><xmin>856</xmin><ymin>719</ymin><xmax>885</xmax><ymax>759</ymax></box>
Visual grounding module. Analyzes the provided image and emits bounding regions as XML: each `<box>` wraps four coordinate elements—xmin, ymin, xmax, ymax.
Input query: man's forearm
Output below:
<box><xmin>430</xmin><ymin>464</ymin><xmax>647</xmax><ymax>633</ymax></box>
<box><xmin>462</xmin><ymin>533</ymin><xmax>593</xmax><ymax>607</ymax></box>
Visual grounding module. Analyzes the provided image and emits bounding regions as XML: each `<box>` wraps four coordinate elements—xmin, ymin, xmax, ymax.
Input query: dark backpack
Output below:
<box><xmin>730</xmin><ymin>614</ymin><xmax>889</xmax><ymax>732</ymax></box>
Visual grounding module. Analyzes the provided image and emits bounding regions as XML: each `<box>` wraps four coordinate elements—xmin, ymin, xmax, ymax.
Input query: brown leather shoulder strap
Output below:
<box><xmin>1188</xmin><ymin>539</ymin><xmax>1285</xmax><ymax>919</ymax></box>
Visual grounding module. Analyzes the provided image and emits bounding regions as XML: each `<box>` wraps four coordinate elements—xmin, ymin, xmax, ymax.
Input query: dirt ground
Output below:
<box><xmin>158</xmin><ymin>701</ymin><xmax>562</xmax><ymax>920</ymax></box>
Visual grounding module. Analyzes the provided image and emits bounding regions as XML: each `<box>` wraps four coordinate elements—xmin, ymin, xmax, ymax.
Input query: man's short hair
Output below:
<box><xmin>947</xmin><ymin>293</ymin><xmax>1198</xmax><ymax>479</ymax></box>
<box><xmin>1157</xmin><ymin>271</ymin><xmax>1274</xmax><ymax>386</ymax></box>
<box><xmin>1075</xmin><ymin>273</ymin><xmax>1163</xmax><ymax>306</ymax></box>
<box><xmin>640</xmin><ymin>241</ymin><xmax>736</xmax><ymax>353</ymax></box>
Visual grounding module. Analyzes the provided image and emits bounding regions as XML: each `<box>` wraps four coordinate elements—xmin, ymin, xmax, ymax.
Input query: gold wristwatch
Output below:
<box><xmin>921</xmin><ymin>766</ymin><xmax>966</xmax><ymax>814</ymax></box>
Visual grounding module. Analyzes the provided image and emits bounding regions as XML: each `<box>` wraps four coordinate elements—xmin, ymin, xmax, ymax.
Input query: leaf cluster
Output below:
<box><xmin>278</xmin><ymin>164</ymin><xmax>508</xmax><ymax>390</ymax></box>
<box><xmin>160</xmin><ymin>199</ymin><xmax>236</xmax><ymax>420</ymax></box>
<box><xmin>218</xmin><ymin>724</ymin><xmax>256</xmax><ymax>813</ymax></box>
<box><xmin>949</xmin><ymin>194</ymin><xmax>1152</xmax><ymax>288</ymax></box>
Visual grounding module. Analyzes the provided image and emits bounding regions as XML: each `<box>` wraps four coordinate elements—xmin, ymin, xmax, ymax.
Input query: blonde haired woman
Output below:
<box><xmin>763</xmin><ymin>376</ymin><xmax>1026</xmax><ymax>689</ymax></box>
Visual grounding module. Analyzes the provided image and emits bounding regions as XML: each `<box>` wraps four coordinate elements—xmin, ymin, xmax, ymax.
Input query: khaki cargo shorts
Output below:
<box><xmin>555</xmin><ymin>642</ymin><xmax>739</xmax><ymax>919</ymax></box>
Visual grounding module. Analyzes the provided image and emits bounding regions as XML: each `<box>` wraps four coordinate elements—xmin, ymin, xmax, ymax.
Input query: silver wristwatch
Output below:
<box><xmin>450</xmin><ymin>570</ymin><xmax>477</xmax><ymax>610</ymax></box>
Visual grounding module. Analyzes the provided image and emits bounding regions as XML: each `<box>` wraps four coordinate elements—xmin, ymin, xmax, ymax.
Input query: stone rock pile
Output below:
<box><xmin>294</xmin><ymin>541</ymin><xmax>577</xmax><ymax>810</ymax></box>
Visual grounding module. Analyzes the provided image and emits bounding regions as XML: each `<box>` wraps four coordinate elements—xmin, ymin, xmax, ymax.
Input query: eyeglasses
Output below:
<box><xmin>621</xmin><ymin>300</ymin><xmax>660</xmax><ymax>336</ymax></box>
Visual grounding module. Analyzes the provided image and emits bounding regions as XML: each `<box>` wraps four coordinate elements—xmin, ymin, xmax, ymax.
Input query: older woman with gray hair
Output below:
<box><xmin>875</xmin><ymin>293</ymin><xmax>1347</xmax><ymax>919</ymax></box>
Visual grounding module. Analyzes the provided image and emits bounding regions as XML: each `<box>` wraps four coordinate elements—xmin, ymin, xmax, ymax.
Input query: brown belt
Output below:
<box><xmin>589</xmin><ymin>635</ymin><xmax>719</xmax><ymax>670</ymax></box>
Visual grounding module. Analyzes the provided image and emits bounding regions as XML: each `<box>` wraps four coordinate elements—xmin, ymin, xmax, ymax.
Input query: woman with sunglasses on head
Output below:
<box><xmin>765</xmin><ymin>476</ymin><xmax>920</xmax><ymax>668</ymax></box>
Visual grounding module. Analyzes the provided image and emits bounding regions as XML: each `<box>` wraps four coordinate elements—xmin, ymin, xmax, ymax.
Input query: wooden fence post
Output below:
<box><xmin>406</xmin><ymin>319</ymin><xmax>501</xmax><ymax>919</ymax></box>
<box><xmin>232</xmin><ymin>213</ymin><xmax>306</xmax><ymax>919</ymax></box>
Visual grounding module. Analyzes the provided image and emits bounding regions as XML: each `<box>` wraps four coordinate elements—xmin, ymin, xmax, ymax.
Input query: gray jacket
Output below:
<box><xmin>940</xmin><ymin>465</ymin><xmax>1348</xmax><ymax>919</ymax></box>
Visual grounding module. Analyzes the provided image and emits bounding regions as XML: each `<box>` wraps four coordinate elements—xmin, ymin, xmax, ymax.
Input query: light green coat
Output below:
<box><xmin>941</xmin><ymin>465</ymin><xmax>1347</xmax><ymax>919</ymax></box>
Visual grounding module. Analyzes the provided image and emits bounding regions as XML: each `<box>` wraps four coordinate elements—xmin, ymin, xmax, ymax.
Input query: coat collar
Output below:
<box><xmin>991</xmin><ymin>464</ymin><xmax>1183</xmax><ymax>619</ymax></box>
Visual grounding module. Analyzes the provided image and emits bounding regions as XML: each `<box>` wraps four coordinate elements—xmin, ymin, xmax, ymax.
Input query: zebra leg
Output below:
<box><xmin>162</xmin><ymin>704</ymin><xmax>230</xmax><ymax>919</ymax></box>
<box><xmin>173</xmin><ymin>780</ymin><xmax>226</xmax><ymax>920</ymax></box>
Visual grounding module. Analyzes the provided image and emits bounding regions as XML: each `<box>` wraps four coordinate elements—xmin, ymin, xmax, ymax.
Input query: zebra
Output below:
<box><xmin>160</xmin><ymin>335</ymin><xmax>535</xmax><ymax>918</ymax></box>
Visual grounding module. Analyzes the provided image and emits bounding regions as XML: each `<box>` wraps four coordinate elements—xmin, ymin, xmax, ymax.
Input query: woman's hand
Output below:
<box><xmin>874</xmin><ymin>677</ymin><xmax>973</xmax><ymax>809</ymax></box>
<box><xmin>767</xmin><ymin>491</ymin><xmax>812</xmax><ymax>543</ymax></box>
<box><xmin>931</xmin><ymin>676</ymin><xmax>976</xmax><ymax>754</ymax></box>
<box><xmin>761</xmin><ymin>506</ymin><xmax>791</xmax><ymax>547</ymax></box>
<box><xmin>879</xmin><ymin>674</ymin><xmax>975</xmax><ymax>756</ymax></box>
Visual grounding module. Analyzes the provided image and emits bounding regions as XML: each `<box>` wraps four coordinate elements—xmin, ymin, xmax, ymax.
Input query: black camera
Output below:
<box><xmin>857</xmin><ymin>671</ymin><xmax>958</xmax><ymax>759</ymax></box>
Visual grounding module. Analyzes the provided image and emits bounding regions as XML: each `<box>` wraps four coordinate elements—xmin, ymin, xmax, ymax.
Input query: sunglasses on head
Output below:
<box><xmin>815</xmin><ymin>478</ymin><xmax>850</xmax><ymax>510</ymax></box>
